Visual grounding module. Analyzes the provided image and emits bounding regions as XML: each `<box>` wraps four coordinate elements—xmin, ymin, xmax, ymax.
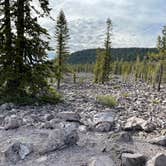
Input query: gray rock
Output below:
<box><xmin>2</xmin><ymin>142</ymin><xmax>33</xmax><ymax>164</ymax></box>
<box><xmin>93</xmin><ymin>112</ymin><xmax>115</xmax><ymax>124</ymax></box>
<box><xmin>146</xmin><ymin>153</ymin><xmax>166</xmax><ymax>166</ymax></box>
<box><xmin>93</xmin><ymin>112</ymin><xmax>115</xmax><ymax>132</ymax></box>
<box><xmin>57</xmin><ymin>111</ymin><xmax>80</xmax><ymax>122</ymax></box>
<box><xmin>4</xmin><ymin>115</ymin><xmax>23</xmax><ymax>130</ymax></box>
<box><xmin>149</xmin><ymin>136</ymin><xmax>166</xmax><ymax>147</ymax></box>
<box><xmin>39</xmin><ymin>128</ymin><xmax>79</xmax><ymax>155</ymax></box>
<box><xmin>88</xmin><ymin>155</ymin><xmax>115</xmax><ymax>166</ymax></box>
<box><xmin>0</xmin><ymin>115</ymin><xmax>4</xmax><ymax>125</ymax></box>
<box><xmin>43</xmin><ymin>114</ymin><xmax>54</xmax><ymax>121</ymax></box>
<box><xmin>0</xmin><ymin>103</ymin><xmax>14</xmax><ymax>111</ymax></box>
<box><xmin>110</xmin><ymin>132</ymin><xmax>133</xmax><ymax>143</ymax></box>
<box><xmin>124</xmin><ymin>117</ymin><xmax>154</xmax><ymax>132</ymax></box>
<box><xmin>121</xmin><ymin>153</ymin><xmax>146</xmax><ymax>166</ymax></box>
<box><xmin>94</xmin><ymin>122</ymin><xmax>112</xmax><ymax>132</ymax></box>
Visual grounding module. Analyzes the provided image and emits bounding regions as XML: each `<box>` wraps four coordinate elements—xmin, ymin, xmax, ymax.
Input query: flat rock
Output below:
<box><xmin>121</xmin><ymin>153</ymin><xmax>146</xmax><ymax>166</ymax></box>
<box><xmin>57</xmin><ymin>111</ymin><xmax>80</xmax><ymax>122</ymax></box>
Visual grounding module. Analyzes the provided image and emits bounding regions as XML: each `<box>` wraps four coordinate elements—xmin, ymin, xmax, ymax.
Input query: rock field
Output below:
<box><xmin>0</xmin><ymin>73</ymin><xmax>165</xmax><ymax>166</ymax></box>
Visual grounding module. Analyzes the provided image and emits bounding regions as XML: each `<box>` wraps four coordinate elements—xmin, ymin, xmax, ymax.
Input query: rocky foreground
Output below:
<box><xmin>0</xmin><ymin>73</ymin><xmax>166</xmax><ymax>166</ymax></box>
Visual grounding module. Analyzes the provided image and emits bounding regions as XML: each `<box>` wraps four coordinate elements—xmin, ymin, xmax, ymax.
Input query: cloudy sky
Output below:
<box><xmin>39</xmin><ymin>0</ymin><xmax>166</xmax><ymax>53</ymax></box>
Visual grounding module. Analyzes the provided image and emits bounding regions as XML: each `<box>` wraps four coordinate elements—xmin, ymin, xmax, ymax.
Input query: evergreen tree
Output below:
<box><xmin>149</xmin><ymin>26</ymin><xmax>166</xmax><ymax>91</ymax></box>
<box><xmin>94</xmin><ymin>49</ymin><xmax>105</xmax><ymax>83</ymax></box>
<box><xmin>0</xmin><ymin>0</ymin><xmax>15</xmax><ymax>90</ymax></box>
<box><xmin>0</xmin><ymin>0</ymin><xmax>58</xmax><ymax>104</ymax></box>
<box><xmin>94</xmin><ymin>18</ymin><xmax>112</xmax><ymax>84</ymax></box>
<box><xmin>55</xmin><ymin>10</ymin><xmax>70</xmax><ymax>89</ymax></box>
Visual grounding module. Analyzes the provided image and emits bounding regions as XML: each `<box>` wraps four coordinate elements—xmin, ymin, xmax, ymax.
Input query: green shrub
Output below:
<box><xmin>96</xmin><ymin>95</ymin><xmax>117</xmax><ymax>107</ymax></box>
<box><xmin>0</xmin><ymin>87</ymin><xmax>62</xmax><ymax>106</ymax></box>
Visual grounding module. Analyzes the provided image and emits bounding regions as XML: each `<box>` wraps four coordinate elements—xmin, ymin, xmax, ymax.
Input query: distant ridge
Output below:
<box><xmin>68</xmin><ymin>47</ymin><xmax>158</xmax><ymax>64</ymax></box>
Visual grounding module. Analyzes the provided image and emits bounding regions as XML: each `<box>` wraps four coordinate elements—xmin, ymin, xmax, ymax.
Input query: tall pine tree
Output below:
<box><xmin>94</xmin><ymin>18</ymin><xmax>112</xmax><ymax>84</ymax></box>
<box><xmin>55</xmin><ymin>10</ymin><xmax>70</xmax><ymax>89</ymax></box>
<box><xmin>0</xmin><ymin>0</ymin><xmax>56</xmax><ymax>103</ymax></box>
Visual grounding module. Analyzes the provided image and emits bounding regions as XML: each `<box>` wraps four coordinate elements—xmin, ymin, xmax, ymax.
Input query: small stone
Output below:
<box><xmin>44</xmin><ymin>114</ymin><xmax>54</xmax><ymax>121</ymax></box>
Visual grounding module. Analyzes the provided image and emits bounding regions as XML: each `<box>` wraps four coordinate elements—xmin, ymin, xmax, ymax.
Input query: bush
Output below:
<box><xmin>96</xmin><ymin>95</ymin><xmax>117</xmax><ymax>108</ymax></box>
<box><xmin>0</xmin><ymin>87</ymin><xmax>62</xmax><ymax>106</ymax></box>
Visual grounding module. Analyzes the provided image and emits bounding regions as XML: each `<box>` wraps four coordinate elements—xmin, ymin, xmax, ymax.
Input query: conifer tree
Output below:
<box><xmin>0</xmin><ymin>0</ymin><xmax>55</xmax><ymax>102</ymax></box>
<box><xmin>55</xmin><ymin>10</ymin><xmax>70</xmax><ymax>89</ymax></box>
<box><xmin>0</xmin><ymin>0</ymin><xmax>15</xmax><ymax>89</ymax></box>
<box><xmin>94</xmin><ymin>18</ymin><xmax>112</xmax><ymax>84</ymax></box>
<box><xmin>102</xmin><ymin>18</ymin><xmax>112</xmax><ymax>83</ymax></box>
<box><xmin>149</xmin><ymin>26</ymin><xmax>166</xmax><ymax>91</ymax></box>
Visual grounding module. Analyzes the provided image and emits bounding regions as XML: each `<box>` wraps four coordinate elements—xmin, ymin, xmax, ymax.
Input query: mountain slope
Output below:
<box><xmin>68</xmin><ymin>47</ymin><xmax>158</xmax><ymax>64</ymax></box>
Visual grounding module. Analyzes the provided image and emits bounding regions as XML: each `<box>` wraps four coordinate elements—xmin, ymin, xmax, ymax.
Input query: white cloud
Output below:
<box><xmin>40</xmin><ymin>0</ymin><xmax>166</xmax><ymax>52</ymax></box>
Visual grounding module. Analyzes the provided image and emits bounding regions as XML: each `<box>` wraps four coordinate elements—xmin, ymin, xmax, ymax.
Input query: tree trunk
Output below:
<box><xmin>4</xmin><ymin>0</ymin><xmax>12</xmax><ymax>62</ymax></box>
<box><xmin>15</xmin><ymin>0</ymin><xmax>24</xmax><ymax>92</ymax></box>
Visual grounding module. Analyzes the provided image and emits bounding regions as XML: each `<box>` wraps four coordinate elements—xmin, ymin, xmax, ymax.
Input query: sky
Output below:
<box><xmin>38</xmin><ymin>0</ymin><xmax>166</xmax><ymax>53</ymax></box>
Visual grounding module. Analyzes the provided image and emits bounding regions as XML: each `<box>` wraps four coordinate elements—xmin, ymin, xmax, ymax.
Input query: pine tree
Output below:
<box><xmin>55</xmin><ymin>10</ymin><xmax>70</xmax><ymax>89</ymax></box>
<box><xmin>0</xmin><ymin>0</ymin><xmax>56</xmax><ymax>103</ymax></box>
<box><xmin>94</xmin><ymin>18</ymin><xmax>112</xmax><ymax>84</ymax></box>
<box><xmin>0</xmin><ymin>0</ymin><xmax>15</xmax><ymax>89</ymax></box>
<box><xmin>102</xmin><ymin>18</ymin><xmax>112</xmax><ymax>83</ymax></box>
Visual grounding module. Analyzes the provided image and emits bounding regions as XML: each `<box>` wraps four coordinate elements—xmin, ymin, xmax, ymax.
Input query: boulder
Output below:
<box><xmin>2</xmin><ymin>142</ymin><xmax>33</xmax><ymax>164</ymax></box>
<box><xmin>39</xmin><ymin>128</ymin><xmax>79</xmax><ymax>155</ymax></box>
<box><xmin>94</xmin><ymin>122</ymin><xmax>112</xmax><ymax>132</ymax></box>
<box><xmin>146</xmin><ymin>153</ymin><xmax>166</xmax><ymax>166</ymax></box>
<box><xmin>0</xmin><ymin>103</ymin><xmax>14</xmax><ymax>111</ymax></box>
<box><xmin>57</xmin><ymin>111</ymin><xmax>80</xmax><ymax>122</ymax></box>
<box><xmin>124</xmin><ymin>117</ymin><xmax>155</xmax><ymax>132</ymax></box>
<box><xmin>149</xmin><ymin>136</ymin><xmax>166</xmax><ymax>147</ymax></box>
<box><xmin>110</xmin><ymin>132</ymin><xmax>133</xmax><ymax>143</ymax></box>
<box><xmin>88</xmin><ymin>155</ymin><xmax>115</xmax><ymax>166</ymax></box>
<box><xmin>4</xmin><ymin>115</ymin><xmax>23</xmax><ymax>130</ymax></box>
<box><xmin>121</xmin><ymin>153</ymin><xmax>146</xmax><ymax>166</ymax></box>
<box><xmin>93</xmin><ymin>112</ymin><xmax>115</xmax><ymax>132</ymax></box>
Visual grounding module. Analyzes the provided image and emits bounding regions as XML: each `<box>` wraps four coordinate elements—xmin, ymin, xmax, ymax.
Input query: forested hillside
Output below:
<box><xmin>69</xmin><ymin>48</ymin><xmax>158</xmax><ymax>64</ymax></box>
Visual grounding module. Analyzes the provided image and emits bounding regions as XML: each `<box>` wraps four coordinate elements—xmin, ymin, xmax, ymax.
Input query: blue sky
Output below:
<box><xmin>38</xmin><ymin>0</ymin><xmax>166</xmax><ymax>53</ymax></box>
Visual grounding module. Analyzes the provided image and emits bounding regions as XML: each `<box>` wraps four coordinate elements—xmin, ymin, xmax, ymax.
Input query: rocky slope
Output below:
<box><xmin>0</xmin><ymin>73</ymin><xmax>165</xmax><ymax>166</ymax></box>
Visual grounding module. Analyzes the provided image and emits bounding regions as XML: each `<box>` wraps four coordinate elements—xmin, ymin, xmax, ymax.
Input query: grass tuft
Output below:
<box><xmin>96</xmin><ymin>95</ymin><xmax>117</xmax><ymax>108</ymax></box>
